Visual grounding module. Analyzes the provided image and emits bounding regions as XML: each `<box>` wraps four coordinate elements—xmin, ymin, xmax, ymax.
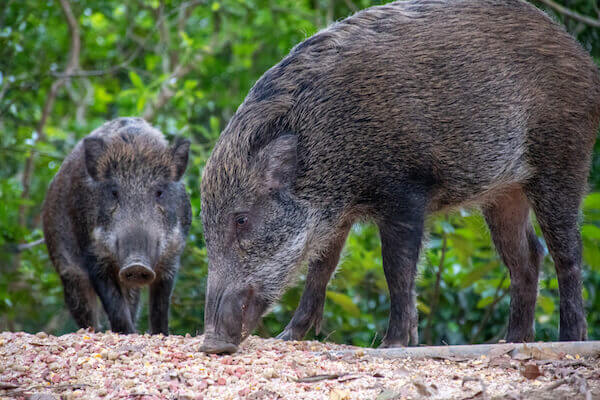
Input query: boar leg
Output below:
<box><xmin>526</xmin><ymin>178</ymin><xmax>587</xmax><ymax>341</ymax></box>
<box><xmin>149</xmin><ymin>277</ymin><xmax>175</xmax><ymax>335</ymax></box>
<box><xmin>60</xmin><ymin>266</ymin><xmax>99</xmax><ymax>330</ymax></box>
<box><xmin>88</xmin><ymin>266</ymin><xmax>136</xmax><ymax>334</ymax></box>
<box><xmin>277</xmin><ymin>224</ymin><xmax>351</xmax><ymax>341</ymax></box>
<box><xmin>378</xmin><ymin>197</ymin><xmax>425</xmax><ymax>347</ymax></box>
<box><xmin>482</xmin><ymin>187</ymin><xmax>542</xmax><ymax>343</ymax></box>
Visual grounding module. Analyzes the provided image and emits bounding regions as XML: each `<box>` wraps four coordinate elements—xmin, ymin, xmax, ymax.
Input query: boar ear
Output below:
<box><xmin>259</xmin><ymin>134</ymin><xmax>297</xmax><ymax>190</ymax></box>
<box><xmin>171</xmin><ymin>138</ymin><xmax>190</xmax><ymax>181</ymax></box>
<box><xmin>83</xmin><ymin>137</ymin><xmax>107</xmax><ymax>180</ymax></box>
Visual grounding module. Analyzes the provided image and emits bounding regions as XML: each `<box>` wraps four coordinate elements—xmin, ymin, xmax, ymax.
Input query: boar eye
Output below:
<box><xmin>156</xmin><ymin>190</ymin><xmax>164</xmax><ymax>199</ymax></box>
<box><xmin>235</xmin><ymin>215</ymin><xmax>248</xmax><ymax>227</ymax></box>
<box><xmin>111</xmin><ymin>189</ymin><xmax>118</xmax><ymax>200</ymax></box>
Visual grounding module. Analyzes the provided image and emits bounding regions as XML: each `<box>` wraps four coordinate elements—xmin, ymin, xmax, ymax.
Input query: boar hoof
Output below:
<box><xmin>379</xmin><ymin>340</ymin><xmax>408</xmax><ymax>348</ymax></box>
<box><xmin>276</xmin><ymin>327</ymin><xmax>304</xmax><ymax>341</ymax></box>
<box><xmin>199</xmin><ymin>338</ymin><xmax>238</xmax><ymax>354</ymax></box>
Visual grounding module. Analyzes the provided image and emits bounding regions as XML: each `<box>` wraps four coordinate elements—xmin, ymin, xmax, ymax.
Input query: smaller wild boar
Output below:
<box><xmin>42</xmin><ymin>118</ymin><xmax>192</xmax><ymax>334</ymax></box>
<box><xmin>199</xmin><ymin>0</ymin><xmax>600</xmax><ymax>353</ymax></box>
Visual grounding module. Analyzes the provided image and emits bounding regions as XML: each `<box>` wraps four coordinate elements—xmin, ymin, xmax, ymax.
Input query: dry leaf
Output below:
<box><xmin>376</xmin><ymin>389</ymin><xmax>401</xmax><ymax>400</ymax></box>
<box><xmin>329</xmin><ymin>388</ymin><xmax>350</xmax><ymax>400</ymax></box>
<box><xmin>413</xmin><ymin>380</ymin><xmax>434</xmax><ymax>396</ymax></box>
<box><xmin>27</xmin><ymin>394</ymin><xmax>58</xmax><ymax>400</ymax></box>
<box><xmin>521</xmin><ymin>363</ymin><xmax>543</xmax><ymax>380</ymax></box>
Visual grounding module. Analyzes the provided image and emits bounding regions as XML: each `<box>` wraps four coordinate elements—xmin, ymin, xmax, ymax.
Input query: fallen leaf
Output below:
<box><xmin>376</xmin><ymin>389</ymin><xmax>401</xmax><ymax>400</ymax></box>
<box><xmin>489</xmin><ymin>356</ymin><xmax>513</xmax><ymax>369</ymax></box>
<box><xmin>329</xmin><ymin>388</ymin><xmax>350</xmax><ymax>400</ymax></box>
<box><xmin>27</xmin><ymin>394</ymin><xmax>58</xmax><ymax>400</ymax></box>
<box><xmin>413</xmin><ymin>380</ymin><xmax>434</xmax><ymax>396</ymax></box>
<box><xmin>488</xmin><ymin>345</ymin><xmax>515</xmax><ymax>360</ymax></box>
<box><xmin>521</xmin><ymin>363</ymin><xmax>543</xmax><ymax>380</ymax></box>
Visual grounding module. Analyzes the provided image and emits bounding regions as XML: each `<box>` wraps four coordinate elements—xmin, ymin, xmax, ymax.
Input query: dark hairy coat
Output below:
<box><xmin>43</xmin><ymin>118</ymin><xmax>192</xmax><ymax>334</ymax></box>
<box><xmin>200</xmin><ymin>0</ymin><xmax>600</xmax><ymax>353</ymax></box>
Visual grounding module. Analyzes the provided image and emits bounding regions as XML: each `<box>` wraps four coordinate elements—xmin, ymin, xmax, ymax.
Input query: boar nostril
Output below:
<box><xmin>119</xmin><ymin>263</ymin><xmax>156</xmax><ymax>286</ymax></box>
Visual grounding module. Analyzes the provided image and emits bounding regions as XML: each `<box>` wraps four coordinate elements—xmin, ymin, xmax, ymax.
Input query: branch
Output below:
<box><xmin>142</xmin><ymin>61</ymin><xmax>194</xmax><ymax>121</ymax></box>
<box><xmin>4</xmin><ymin>238</ymin><xmax>46</xmax><ymax>254</ymax></box>
<box><xmin>20</xmin><ymin>0</ymin><xmax>79</xmax><ymax>205</ymax></box>
<box><xmin>51</xmin><ymin>0</ymin><xmax>207</xmax><ymax>78</ymax></box>
<box><xmin>12</xmin><ymin>0</ymin><xmax>80</xmax><ymax>271</ymax></box>
<box><xmin>537</xmin><ymin>0</ymin><xmax>600</xmax><ymax>28</ymax></box>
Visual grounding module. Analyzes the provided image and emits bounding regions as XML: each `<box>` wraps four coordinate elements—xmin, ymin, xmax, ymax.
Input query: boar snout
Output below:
<box><xmin>200</xmin><ymin>284</ymin><xmax>268</xmax><ymax>354</ymax></box>
<box><xmin>114</xmin><ymin>227</ymin><xmax>160</xmax><ymax>286</ymax></box>
<box><xmin>119</xmin><ymin>260</ymin><xmax>155</xmax><ymax>286</ymax></box>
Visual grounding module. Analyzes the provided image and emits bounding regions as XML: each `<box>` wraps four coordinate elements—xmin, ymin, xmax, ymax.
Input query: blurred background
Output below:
<box><xmin>1</xmin><ymin>0</ymin><xmax>599</xmax><ymax>346</ymax></box>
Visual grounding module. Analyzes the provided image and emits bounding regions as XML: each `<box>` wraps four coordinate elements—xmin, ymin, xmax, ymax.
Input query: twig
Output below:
<box><xmin>344</xmin><ymin>0</ymin><xmax>359</xmax><ymax>12</ymax></box>
<box><xmin>471</xmin><ymin>273</ymin><xmax>508</xmax><ymax>344</ymax></box>
<box><xmin>370</xmin><ymin>331</ymin><xmax>378</xmax><ymax>347</ymax></box>
<box><xmin>424</xmin><ymin>233</ymin><xmax>448</xmax><ymax>345</ymax></box>
<box><xmin>326</xmin><ymin>0</ymin><xmax>335</xmax><ymax>25</ymax></box>
<box><xmin>3</xmin><ymin>383</ymin><xmax>92</xmax><ymax>395</ymax></box>
<box><xmin>322</xmin><ymin>330</ymin><xmax>337</xmax><ymax>343</ymax></box>
<box><xmin>0</xmin><ymin>146</ymin><xmax>64</xmax><ymax>160</ymax></box>
<box><xmin>537</xmin><ymin>0</ymin><xmax>600</xmax><ymax>28</ymax></box>
<box><xmin>296</xmin><ymin>373</ymin><xmax>345</xmax><ymax>383</ymax></box>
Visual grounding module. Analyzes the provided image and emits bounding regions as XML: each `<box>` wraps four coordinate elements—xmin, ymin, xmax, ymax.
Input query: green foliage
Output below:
<box><xmin>1</xmin><ymin>0</ymin><xmax>599</xmax><ymax>346</ymax></box>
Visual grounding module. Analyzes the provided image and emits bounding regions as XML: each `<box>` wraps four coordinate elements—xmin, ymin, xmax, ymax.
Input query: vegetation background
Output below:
<box><xmin>1</xmin><ymin>0</ymin><xmax>600</xmax><ymax>347</ymax></box>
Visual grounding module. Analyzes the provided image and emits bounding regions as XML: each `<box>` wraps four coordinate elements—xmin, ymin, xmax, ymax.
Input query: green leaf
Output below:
<box><xmin>476</xmin><ymin>296</ymin><xmax>493</xmax><ymax>309</ymax></box>
<box><xmin>583</xmin><ymin>193</ymin><xmax>600</xmax><ymax>210</ymax></box>
<box><xmin>417</xmin><ymin>300</ymin><xmax>431</xmax><ymax>315</ymax></box>
<box><xmin>583</xmin><ymin>242</ymin><xmax>600</xmax><ymax>269</ymax></box>
<box><xmin>459</xmin><ymin>260</ymin><xmax>499</xmax><ymax>289</ymax></box>
<box><xmin>136</xmin><ymin>94</ymin><xmax>147</xmax><ymax>113</ymax></box>
<box><xmin>537</xmin><ymin>295</ymin><xmax>555</xmax><ymax>314</ymax></box>
<box><xmin>129</xmin><ymin>71</ymin><xmax>144</xmax><ymax>89</ymax></box>
<box><xmin>582</xmin><ymin>224</ymin><xmax>600</xmax><ymax>240</ymax></box>
<box><xmin>326</xmin><ymin>291</ymin><xmax>360</xmax><ymax>317</ymax></box>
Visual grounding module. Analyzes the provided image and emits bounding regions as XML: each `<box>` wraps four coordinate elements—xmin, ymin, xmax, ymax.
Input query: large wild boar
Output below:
<box><xmin>42</xmin><ymin>118</ymin><xmax>192</xmax><ymax>334</ymax></box>
<box><xmin>200</xmin><ymin>0</ymin><xmax>600</xmax><ymax>353</ymax></box>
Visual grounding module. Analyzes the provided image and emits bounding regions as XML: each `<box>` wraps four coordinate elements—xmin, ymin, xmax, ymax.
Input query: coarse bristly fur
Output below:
<box><xmin>200</xmin><ymin>0</ymin><xmax>600</xmax><ymax>352</ymax></box>
<box><xmin>42</xmin><ymin>117</ymin><xmax>192</xmax><ymax>335</ymax></box>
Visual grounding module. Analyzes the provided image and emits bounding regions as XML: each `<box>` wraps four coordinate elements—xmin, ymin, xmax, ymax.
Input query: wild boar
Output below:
<box><xmin>199</xmin><ymin>0</ymin><xmax>600</xmax><ymax>353</ymax></box>
<box><xmin>42</xmin><ymin>117</ymin><xmax>192</xmax><ymax>334</ymax></box>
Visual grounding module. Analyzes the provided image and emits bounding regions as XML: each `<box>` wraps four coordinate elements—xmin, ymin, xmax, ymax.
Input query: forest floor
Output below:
<box><xmin>0</xmin><ymin>331</ymin><xmax>599</xmax><ymax>400</ymax></box>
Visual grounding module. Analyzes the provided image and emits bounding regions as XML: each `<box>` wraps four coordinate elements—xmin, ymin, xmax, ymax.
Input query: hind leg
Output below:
<box><xmin>59</xmin><ymin>266</ymin><xmax>99</xmax><ymax>330</ymax></box>
<box><xmin>526</xmin><ymin>178</ymin><xmax>588</xmax><ymax>341</ymax></box>
<box><xmin>483</xmin><ymin>187</ymin><xmax>543</xmax><ymax>342</ymax></box>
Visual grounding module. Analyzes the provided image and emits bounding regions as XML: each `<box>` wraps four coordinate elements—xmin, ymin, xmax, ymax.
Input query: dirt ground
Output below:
<box><xmin>1</xmin><ymin>331</ymin><xmax>599</xmax><ymax>399</ymax></box>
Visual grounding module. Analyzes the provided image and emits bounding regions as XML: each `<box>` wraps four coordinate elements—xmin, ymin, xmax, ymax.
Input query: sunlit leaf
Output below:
<box><xmin>326</xmin><ymin>291</ymin><xmax>360</xmax><ymax>317</ymax></box>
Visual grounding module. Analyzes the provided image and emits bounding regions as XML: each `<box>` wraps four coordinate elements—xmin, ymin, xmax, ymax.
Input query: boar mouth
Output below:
<box><xmin>200</xmin><ymin>285</ymin><xmax>268</xmax><ymax>354</ymax></box>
